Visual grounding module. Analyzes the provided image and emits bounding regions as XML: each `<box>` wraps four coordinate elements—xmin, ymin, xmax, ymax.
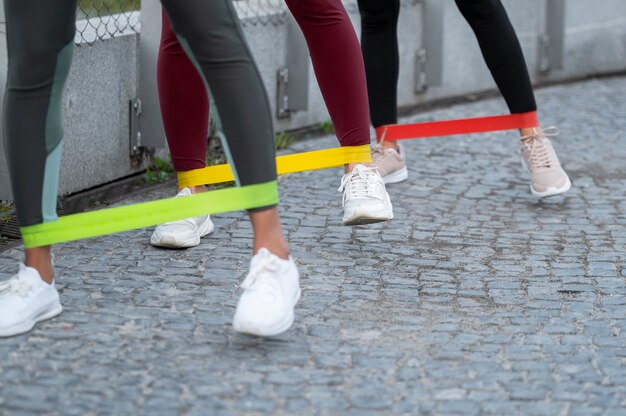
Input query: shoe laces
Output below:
<box><xmin>240</xmin><ymin>251</ymin><xmax>282</xmax><ymax>298</ymax></box>
<box><xmin>338</xmin><ymin>165</ymin><xmax>383</xmax><ymax>204</ymax></box>
<box><xmin>0</xmin><ymin>276</ymin><xmax>32</xmax><ymax>298</ymax></box>
<box><xmin>521</xmin><ymin>127</ymin><xmax>559</xmax><ymax>170</ymax></box>
<box><xmin>372</xmin><ymin>127</ymin><xmax>396</xmax><ymax>165</ymax></box>
<box><xmin>372</xmin><ymin>143</ymin><xmax>388</xmax><ymax>165</ymax></box>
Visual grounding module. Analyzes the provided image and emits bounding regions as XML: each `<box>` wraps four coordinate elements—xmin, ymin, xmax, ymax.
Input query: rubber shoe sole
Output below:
<box><xmin>342</xmin><ymin>193</ymin><xmax>394</xmax><ymax>226</ymax></box>
<box><xmin>0</xmin><ymin>302</ymin><xmax>62</xmax><ymax>338</ymax></box>
<box><xmin>382</xmin><ymin>167</ymin><xmax>408</xmax><ymax>184</ymax></box>
<box><xmin>531</xmin><ymin>176</ymin><xmax>572</xmax><ymax>198</ymax></box>
<box><xmin>521</xmin><ymin>157</ymin><xmax>572</xmax><ymax>198</ymax></box>
<box><xmin>150</xmin><ymin>218</ymin><xmax>215</xmax><ymax>249</ymax></box>
<box><xmin>233</xmin><ymin>288</ymin><xmax>301</xmax><ymax>337</ymax></box>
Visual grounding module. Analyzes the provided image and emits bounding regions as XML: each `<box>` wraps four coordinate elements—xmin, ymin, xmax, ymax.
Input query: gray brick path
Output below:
<box><xmin>1</xmin><ymin>76</ymin><xmax>625</xmax><ymax>415</ymax></box>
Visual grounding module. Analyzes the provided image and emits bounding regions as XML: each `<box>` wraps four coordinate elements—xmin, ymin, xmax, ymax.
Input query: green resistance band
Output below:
<box><xmin>20</xmin><ymin>181</ymin><xmax>278</xmax><ymax>248</ymax></box>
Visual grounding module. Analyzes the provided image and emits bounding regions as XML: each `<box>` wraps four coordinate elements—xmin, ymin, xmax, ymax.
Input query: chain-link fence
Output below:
<box><xmin>76</xmin><ymin>0</ymin><xmax>141</xmax><ymax>46</ymax></box>
<box><xmin>73</xmin><ymin>1</ymin><xmax>380</xmax><ymax>45</ymax></box>
<box><xmin>233</xmin><ymin>0</ymin><xmax>289</xmax><ymax>27</ymax></box>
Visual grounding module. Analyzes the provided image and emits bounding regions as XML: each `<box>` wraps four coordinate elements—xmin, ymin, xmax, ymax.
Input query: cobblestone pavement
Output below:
<box><xmin>1</xmin><ymin>76</ymin><xmax>626</xmax><ymax>415</ymax></box>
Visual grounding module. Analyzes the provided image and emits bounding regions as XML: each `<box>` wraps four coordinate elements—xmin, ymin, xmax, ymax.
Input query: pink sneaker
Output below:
<box><xmin>372</xmin><ymin>142</ymin><xmax>408</xmax><ymax>184</ymax></box>
<box><xmin>520</xmin><ymin>127</ymin><xmax>571</xmax><ymax>197</ymax></box>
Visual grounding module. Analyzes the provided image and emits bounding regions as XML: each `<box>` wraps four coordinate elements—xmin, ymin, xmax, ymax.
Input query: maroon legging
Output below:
<box><xmin>158</xmin><ymin>11</ymin><xmax>209</xmax><ymax>172</ymax></box>
<box><xmin>158</xmin><ymin>1</ymin><xmax>371</xmax><ymax>173</ymax></box>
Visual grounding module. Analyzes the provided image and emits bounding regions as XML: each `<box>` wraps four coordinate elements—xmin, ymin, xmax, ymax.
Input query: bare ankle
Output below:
<box><xmin>520</xmin><ymin>127</ymin><xmax>538</xmax><ymax>138</ymax></box>
<box><xmin>254</xmin><ymin>242</ymin><xmax>290</xmax><ymax>260</ymax></box>
<box><xmin>345</xmin><ymin>162</ymin><xmax>373</xmax><ymax>173</ymax></box>
<box><xmin>188</xmin><ymin>185</ymin><xmax>207</xmax><ymax>194</ymax></box>
<box><xmin>381</xmin><ymin>141</ymin><xmax>400</xmax><ymax>151</ymax></box>
<box><xmin>24</xmin><ymin>247</ymin><xmax>54</xmax><ymax>284</ymax></box>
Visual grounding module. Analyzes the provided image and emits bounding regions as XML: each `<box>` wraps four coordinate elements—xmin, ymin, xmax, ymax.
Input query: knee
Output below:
<box><xmin>160</xmin><ymin>11</ymin><xmax>183</xmax><ymax>53</ymax></box>
<box><xmin>285</xmin><ymin>0</ymin><xmax>345</xmax><ymax>23</ymax></box>
<box><xmin>455</xmin><ymin>0</ymin><xmax>501</xmax><ymax>23</ymax></box>
<box><xmin>359</xmin><ymin>0</ymin><xmax>399</xmax><ymax>30</ymax></box>
<box><xmin>8</xmin><ymin>42</ymin><xmax>70</xmax><ymax>89</ymax></box>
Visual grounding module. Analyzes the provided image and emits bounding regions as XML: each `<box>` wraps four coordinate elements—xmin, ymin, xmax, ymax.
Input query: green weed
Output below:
<box><xmin>275</xmin><ymin>131</ymin><xmax>294</xmax><ymax>151</ymax></box>
<box><xmin>143</xmin><ymin>157</ymin><xmax>174</xmax><ymax>185</ymax></box>
<box><xmin>320</xmin><ymin>120</ymin><xmax>335</xmax><ymax>135</ymax></box>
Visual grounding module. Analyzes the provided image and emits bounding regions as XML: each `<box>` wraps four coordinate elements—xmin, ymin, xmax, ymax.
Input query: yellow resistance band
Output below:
<box><xmin>178</xmin><ymin>144</ymin><xmax>372</xmax><ymax>188</ymax></box>
<box><xmin>21</xmin><ymin>181</ymin><xmax>278</xmax><ymax>248</ymax></box>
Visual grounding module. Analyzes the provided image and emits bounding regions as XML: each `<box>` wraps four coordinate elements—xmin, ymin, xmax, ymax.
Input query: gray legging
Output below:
<box><xmin>4</xmin><ymin>0</ymin><xmax>277</xmax><ymax>229</ymax></box>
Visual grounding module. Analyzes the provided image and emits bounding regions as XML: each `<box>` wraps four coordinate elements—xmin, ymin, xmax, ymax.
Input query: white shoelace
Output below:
<box><xmin>338</xmin><ymin>166</ymin><xmax>382</xmax><ymax>204</ymax></box>
<box><xmin>0</xmin><ymin>277</ymin><xmax>32</xmax><ymax>298</ymax></box>
<box><xmin>240</xmin><ymin>252</ymin><xmax>282</xmax><ymax>298</ymax></box>
<box><xmin>521</xmin><ymin>127</ymin><xmax>560</xmax><ymax>170</ymax></box>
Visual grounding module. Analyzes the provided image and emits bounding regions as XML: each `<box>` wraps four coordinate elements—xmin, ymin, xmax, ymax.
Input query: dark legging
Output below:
<box><xmin>158</xmin><ymin>11</ymin><xmax>210</xmax><ymax>172</ymax></box>
<box><xmin>159</xmin><ymin>0</ymin><xmax>371</xmax><ymax>173</ymax></box>
<box><xmin>4</xmin><ymin>0</ymin><xmax>277</xmax><ymax>228</ymax></box>
<box><xmin>358</xmin><ymin>0</ymin><xmax>537</xmax><ymax>129</ymax></box>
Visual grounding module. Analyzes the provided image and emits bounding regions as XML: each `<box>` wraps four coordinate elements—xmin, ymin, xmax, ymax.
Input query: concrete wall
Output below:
<box><xmin>1</xmin><ymin>0</ymin><xmax>625</xmax><ymax>200</ymax></box>
<box><xmin>0</xmin><ymin>12</ymin><xmax>146</xmax><ymax>200</ymax></box>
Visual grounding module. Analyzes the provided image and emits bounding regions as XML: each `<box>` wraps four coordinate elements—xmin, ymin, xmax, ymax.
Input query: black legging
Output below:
<box><xmin>4</xmin><ymin>0</ymin><xmax>277</xmax><ymax>228</ymax></box>
<box><xmin>358</xmin><ymin>0</ymin><xmax>537</xmax><ymax>128</ymax></box>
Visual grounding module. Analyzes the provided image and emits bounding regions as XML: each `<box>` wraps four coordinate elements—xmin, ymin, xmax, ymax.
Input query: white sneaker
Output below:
<box><xmin>338</xmin><ymin>164</ymin><xmax>394</xmax><ymax>225</ymax></box>
<box><xmin>150</xmin><ymin>188</ymin><xmax>215</xmax><ymax>248</ymax></box>
<box><xmin>0</xmin><ymin>264</ymin><xmax>62</xmax><ymax>337</ymax></box>
<box><xmin>233</xmin><ymin>248</ymin><xmax>301</xmax><ymax>337</ymax></box>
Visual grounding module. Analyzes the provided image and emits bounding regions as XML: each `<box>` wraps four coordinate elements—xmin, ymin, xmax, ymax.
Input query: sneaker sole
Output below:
<box><xmin>0</xmin><ymin>303</ymin><xmax>63</xmax><ymax>338</ymax></box>
<box><xmin>382</xmin><ymin>167</ymin><xmax>409</xmax><ymax>184</ymax></box>
<box><xmin>343</xmin><ymin>193</ymin><xmax>394</xmax><ymax>226</ymax></box>
<box><xmin>150</xmin><ymin>218</ymin><xmax>215</xmax><ymax>249</ymax></box>
<box><xmin>531</xmin><ymin>176</ymin><xmax>572</xmax><ymax>198</ymax></box>
<box><xmin>233</xmin><ymin>288</ymin><xmax>301</xmax><ymax>337</ymax></box>
<box><xmin>520</xmin><ymin>157</ymin><xmax>572</xmax><ymax>198</ymax></box>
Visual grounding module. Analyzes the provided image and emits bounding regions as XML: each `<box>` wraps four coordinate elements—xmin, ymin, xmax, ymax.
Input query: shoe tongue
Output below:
<box><xmin>353</xmin><ymin>164</ymin><xmax>368</xmax><ymax>172</ymax></box>
<box><xmin>250</xmin><ymin>248</ymin><xmax>289</xmax><ymax>270</ymax></box>
<box><xmin>18</xmin><ymin>264</ymin><xmax>45</xmax><ymax>286</ymax></box>
<box><xmin>177</xmin><ymin>188</ymin><xmax>193</xmax><ymax>197</ymax></box>
<box><xmin>250</xmin><ymin>248</ymin><xmax>271</xmax><ymax>270</ymax></box>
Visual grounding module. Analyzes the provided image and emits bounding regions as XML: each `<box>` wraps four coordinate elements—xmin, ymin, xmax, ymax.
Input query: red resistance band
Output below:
<box><xmin>376</xmin><ymin>111</ymin><xmax>539</xmax><ymax>141</ymax></box>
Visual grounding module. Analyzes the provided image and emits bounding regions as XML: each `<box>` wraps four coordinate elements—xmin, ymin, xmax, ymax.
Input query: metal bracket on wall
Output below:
<box><xmin>129</xmin><ymin>98</ymin><xmax>143</xmax><ymax>157</ymax></box>
<box><xmin>539</xmin><ymin>0</ymin><xmax>566</xmax><ymax>74</ymax></box>
<box><xmin>277</xmin><ymin>68</ymin><xmax>290</xmax><ymax>119</ymax></box>
<box><xmin>415</xmin><ymin>0</ymin><xmax>444</xmax><ymax>94</ymax></box>
<box><xmin>414</xmin><ymin>48</ymin><xmax>428</xmax><ymax>94</ymax></box>
<box><xmin>277</xmin><ymin>15</ymin><xmax>310</xmax><ymax>119</ymax></box>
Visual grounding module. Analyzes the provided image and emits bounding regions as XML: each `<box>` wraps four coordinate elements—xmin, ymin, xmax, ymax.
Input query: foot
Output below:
<box><xmin>150</xmin><ymin>188</ymin><xmax>215</xmax><ymax>248</ymax></box>
<box><xmin>520</xmin><ymin>128</ymin><xmax>571</xmax><ymax>197</ymax></box>
<box><xmin>233</xmin><ymin>248</ymin><xmax>301</xmax><ymax>337</ymax></box>
<box><xmin>0</xmin><ymin>264</ymin><xmax>62</xmax><ymax>337</ymax></box>
<box><xmin>339</xmin><ymin>164</ymin><xmax>393</xmax><ymax>225</ymax></box>
<box><xmin>372</xmin><ymin>142</ymin><xmax>408</xmax><ymax>184</ymax></box>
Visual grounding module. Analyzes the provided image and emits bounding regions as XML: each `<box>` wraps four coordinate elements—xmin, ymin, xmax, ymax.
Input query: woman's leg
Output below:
<box><xmin>150</xmin><ymin>11</ymin><xmax>214</xmax><ymax>249</ymax></box>
<box><xmin>454</xmin><ymin>0</ymin><xmax>536</xmax><ymax>115</ymax></box>
<box><xmin>455</xmin><ymin>0</ymin><xmax>570</xmax><ymax>197</ymax></box>
<box><xmin>356</xmin><ymin>0</ymin><xmax>408</xmax><ymax>184</ymax></box>
<box><xmin>158</xmin><ymin>11</ymin><xmax>209</xmax><ymax>178</ymax></box>
<box><xmin>284</xmin><ymin>0</ymin><xmax>394</xmax><ymax>225</ymax></box>
<box><xmin>161</xmin><ymin>0</ymin><xmax>299</xmax><ymax>336</ymax></box>
<box><xmin>358</xmin><ymin>0</ymin><xmax>401</xmax><ymax>130</ymax></box>
<box><xmin>283</xmin><ymin>1</ymin><xmax>370</xmax><ymax>151</ymax></box>
<box><xmin>1</xmin><ymin>0</ymin><xmax>77</xmax><ymax>336</ymax></box>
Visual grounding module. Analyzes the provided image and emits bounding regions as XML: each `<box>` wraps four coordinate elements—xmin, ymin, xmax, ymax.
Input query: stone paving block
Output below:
<box><xmin>2</xmin><ymin>77</ymin><xmax>626</xmax><ymax>413</ymax></box>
